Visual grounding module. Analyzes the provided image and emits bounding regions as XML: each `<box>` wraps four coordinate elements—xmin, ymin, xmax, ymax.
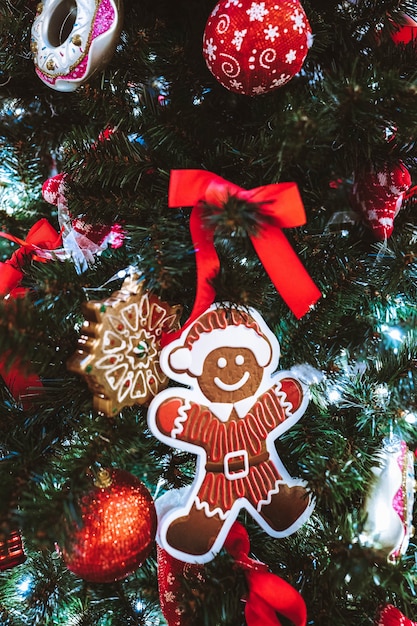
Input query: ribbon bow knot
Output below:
<box><xmin>202</xmin><ymin>176</ymin><xmax>306</xmax><ymax>227</ymax></box>
<box><xmin>168</xmin><ymin>169</ymin><xmax>321</xmax><ymax>336</ymax></box>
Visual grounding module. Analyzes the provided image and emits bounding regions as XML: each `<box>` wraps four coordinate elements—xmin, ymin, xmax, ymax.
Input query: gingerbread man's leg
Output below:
<box><xmin>258</xmin><ymin>483</ymin><xmax>313</xmax><ymax>534</ymax></box>
<box><xmin>165</xmin><ymin>502</ymin><xmax>225</xmax><ymax>557</ymax></box>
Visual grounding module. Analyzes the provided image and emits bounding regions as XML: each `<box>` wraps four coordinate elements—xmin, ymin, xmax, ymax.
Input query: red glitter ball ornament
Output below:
<box><xmin>203</xmin><ymin>0</ymin><xmax>312</xmax><ymax>96</ymax></box>
<box><xmin>63</xmin><ymin>468</ymin><xmax>156</xmax><ymax>583</ymax></box>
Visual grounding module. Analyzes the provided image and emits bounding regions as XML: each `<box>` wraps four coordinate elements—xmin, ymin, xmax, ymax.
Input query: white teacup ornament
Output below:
<box><xmin>30</xmin><ymin>0</ymin><xmax>123</xmax><ymax>92</ymax></box>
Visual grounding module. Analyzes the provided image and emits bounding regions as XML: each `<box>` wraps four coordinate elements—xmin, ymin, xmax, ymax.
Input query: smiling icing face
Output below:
<box><xmin>197</xmin><ymin>347</ymin><xmax>264</xmax><ymax>403</ymax></box>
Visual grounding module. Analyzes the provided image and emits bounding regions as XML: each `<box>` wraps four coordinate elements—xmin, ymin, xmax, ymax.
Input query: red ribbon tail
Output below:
<box><xmin>245</xmin><ymin>590</ymin><xmax>283</xmax><ymax>626</ymax></box>
<box><xmin>187</xmin><ymin>200</ymin><xmax>219</xmax><ymax>320</ymax></box>
<box><xmin>0</xmin><ymin>355</ymin><xmax>43</xmax><ymax>410</ymax></box>
<box><xmin>225</xmin><ymin>523</ymin><xmax>307</xmax><ymax>626</ymax></box>
<box><xmin>404</xmin><ymin>184</ymin><xmax>417</xmax><ymax>200</ymax></box>
<box><xmin>251</xmin><ymin>223</ymin><xmax>321</xmax><ymax>319</ymax></box>
<box><xmin>246</xmin><ymin>571</ymin><xmax>307</xmax><ymax>626</ymax></box>
<box><xmin>0</xmin><ymin>263</ymin><xmax>24</xmax><ymax>297</ymax></box>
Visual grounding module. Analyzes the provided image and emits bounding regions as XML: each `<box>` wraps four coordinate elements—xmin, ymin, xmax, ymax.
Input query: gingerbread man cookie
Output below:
<box><xmin>148</xmin><ymin>304</ymin><xmax>315</xmax><ymax>564</ymax></box>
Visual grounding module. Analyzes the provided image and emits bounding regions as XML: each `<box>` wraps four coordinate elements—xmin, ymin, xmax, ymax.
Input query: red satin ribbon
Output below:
<box><xmin>0</xmin><ymin>219</ymin><xmax>62</xmax><ymax>407</ymax></box>
<box><xmin>0</xmin><ymin>218</ymin><xmax>62</xmax><ymax>297</ymax></box>
<box><xmin>225</xmin><ymin>522</ymin><xmax>307</xmax><ymax>626</ymax></box>
<box><xmin>168</xmin><ymin>169</ymin><xmax>321</xmax><ymax>334</ymax></box>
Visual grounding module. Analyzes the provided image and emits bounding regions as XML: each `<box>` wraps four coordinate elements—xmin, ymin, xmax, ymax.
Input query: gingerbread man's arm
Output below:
<box><xmin>278</xmin><ymin>377</ymin><xmax>304</xmax><ymax>414</ymax></box>
<box><xmin>155</xmin><ymin>397</ymin><xmax>214</xmax><ymax>440</ymax></box>
<box><xmin>156</xmin><ymin>397</ymin><xmax>185</xmax><ymax>436</ymax></box>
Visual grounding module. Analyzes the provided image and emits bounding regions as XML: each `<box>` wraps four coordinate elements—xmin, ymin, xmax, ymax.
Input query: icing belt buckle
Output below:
<box><xmin>224</xmin><ymin>450</ymin><xmax>249</xmax><ymax>480</ymax></box>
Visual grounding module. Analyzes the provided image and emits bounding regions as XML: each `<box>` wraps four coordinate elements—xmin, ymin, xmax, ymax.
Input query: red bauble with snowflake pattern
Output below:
<box><xmin>351</xmin><ymin>161</ymin><xmax>412</xmax><ymax>240</ymax></box>
<box><xmin>203</xmin><ymin>0</ymin><xmax>312</xmax><ymax>96</ymax></box>
<box><xmin>377</xmin><ymin>604</ymin><xmax>417</xmax><ymax>626</ymax></box>
<box><xmin>63</xmin><ymin>468</ymin><xmax>156</xmax><ymax>583</ymax></box>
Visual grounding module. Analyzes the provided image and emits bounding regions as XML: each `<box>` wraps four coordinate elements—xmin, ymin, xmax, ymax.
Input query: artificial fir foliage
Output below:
<box><xmin>0</xmin><ymin>0</ymin><xmax>417</xmax><ymax>625</ymax></box>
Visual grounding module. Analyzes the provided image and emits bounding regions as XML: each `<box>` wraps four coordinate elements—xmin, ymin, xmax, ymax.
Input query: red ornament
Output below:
<box><xmin>203</xmin><ymin>0</ymin><xmax>312</xmax><ymax>96</ymax></box>
<box><xmin>63</xmin><ymin>468</ymin><xmax>156</xmax><ymax>583</ymax></box>
<box><xmin>391</xmin><ymin>14</ymin><xmax>417</xmax><ymax>45</ymax></box>
<box><xmin>351</xmin><ymin>161</ymin><xmax>412</xmax><ymax>240</ymax></box>
<box><xmin>42</xmin><ymin>173</ymin><xmax>125</xmax><ymax>272</ymax></box>
<box><xmin>358</xmin><ymin>437</ymin><xmax>415</xmax><ymax>563</ymax></box>
<box><xmin>377</xmin><ymin>604</ymin><xmax>417</xmax><ymax>626</ymax></box>
<box><xmin>0</xmin><ymin>529</ymin><xmax>26</xmax><ymax>571</ymax></box>
<box><xmin>157</xmin><ymin>544</ymin><xmax>205</xmax><ymax>626</ymax></box>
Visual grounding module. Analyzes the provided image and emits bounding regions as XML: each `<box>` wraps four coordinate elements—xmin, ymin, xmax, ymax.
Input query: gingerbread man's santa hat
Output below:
<box><xmin>165</xmin><ymin>304</ymin><xmax>278</xmax><ymax>377</ymax></box>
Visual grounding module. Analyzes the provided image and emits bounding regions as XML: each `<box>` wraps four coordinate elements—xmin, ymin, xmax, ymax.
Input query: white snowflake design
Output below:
<box><xmin>379</xmin><ymin>217</ymin><xmax>394</xmax><ymax>228</ymax></box>
<box><xmin>270</xmin><ymin>73</ymin><xmax>291</xmax><ymax>88</ymax></box>
<box><xmin>229</xmin><ymin>78</ymin><xmax>243</xmax><ymax>90</ymax></box>
<box><xmin>246</xmin><ymin>2</ymin><xmax>269</xmax><ymax>22</ymax></box>
<box><xmin>291</xmin><ymin>8</ymin><xmax>306</xmax><ymax>33</ymax></box>
<box><xmin>264</xmin><ymin>24</ymin><xmax>279</xmax><ymax>42</ymax></box>
<box><xmin>285</xmin><ymin>49</ymin><xmax>297</xmax><ymax>63</ymax></box>
<box><xmin>225</xmin><ymin>0</ymin><xmax>240</xmax><ymax>7</ymax></box>
<box><xmin>204</xmin><ymin>37</ymin><xmax>217</xmax><ymax>61</ymax></box>
<box><xmin>252</xmin><ymin>84</ymin><xmax>268</xmax><ymax>94</ymax></box>
<box><xmin>164</xmin><ymin>591</ymin><xmax>176</xmax><ymax>603</ymax></box>
<box><xmin>232</xmin><ymin>28</ymin><xmax>247</xmax><ymax>51</ymax></box>
<box><xmin>367</xmin><ymin>209</ymin><xmax>378</xmax><ymax>221</ymax></box>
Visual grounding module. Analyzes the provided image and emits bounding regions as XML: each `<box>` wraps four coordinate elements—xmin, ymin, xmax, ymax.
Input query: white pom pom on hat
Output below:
<box><xmin>169</xmin><ymin>346</ymin><xmax>194</xmax><ymax>373</ymax></box>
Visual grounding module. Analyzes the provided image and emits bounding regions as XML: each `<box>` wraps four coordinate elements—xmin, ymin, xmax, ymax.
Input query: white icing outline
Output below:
<box><xmin>223</xmin><ymin>449</ymin><xmax>249</xmax><ymax>480</ymax></box>
<box><xmin>172</xmin><ymin>399</ymin><xmax>191</xmax><ymax>439</ymax></box>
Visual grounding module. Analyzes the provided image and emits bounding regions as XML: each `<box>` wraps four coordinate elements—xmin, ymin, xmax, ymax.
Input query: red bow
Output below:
<box><xmin>225</xmin><ymin>522</ymin><xmax>307</xmax><ymax>626</ymax></box>
<box><xmin>0</xmin><ymin>218</ymin><xmax>62</xmax><ymax>297</ymax></box>
<box><xmin>168</xmin><ymin>169</ymin><xmax>321</xmax><ymax>336</ymax></box>
<box><xmin>0</xmin><ymin>219</ymin><xmax>62</xmax><ymax>407</ymax></box>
